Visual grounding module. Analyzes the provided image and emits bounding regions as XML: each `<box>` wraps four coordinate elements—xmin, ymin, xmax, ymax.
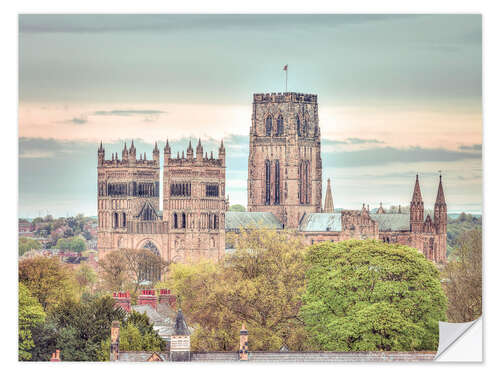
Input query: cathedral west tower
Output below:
<box><xmin>247</xmin><ymin>92</ymin><xmax>322</xmax><ymax>228</ymax></box>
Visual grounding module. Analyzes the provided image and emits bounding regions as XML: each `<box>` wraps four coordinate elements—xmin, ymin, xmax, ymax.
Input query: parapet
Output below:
<box><xmin>253</xmin><ymin>92</ymin><xmax>318</xmax><ymax>104</ymax></box>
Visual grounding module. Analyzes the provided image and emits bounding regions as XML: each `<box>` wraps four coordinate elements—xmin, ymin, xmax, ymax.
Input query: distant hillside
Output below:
<box><xmin>447</xmin><ymin>212</ymin><xmax>482</xmax><ymax>256</ymax></box>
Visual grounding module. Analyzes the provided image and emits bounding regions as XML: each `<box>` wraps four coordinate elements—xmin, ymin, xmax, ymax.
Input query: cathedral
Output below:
<box><xmin>97</xmin><ymin>91</ymin><xmax>447</xmax><ymax>275</ymax></box>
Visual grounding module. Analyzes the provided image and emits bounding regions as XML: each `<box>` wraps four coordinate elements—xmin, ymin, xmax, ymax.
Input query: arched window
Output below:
<box><xmin>139</xmin><ymin>241</ymin><xmax>161</xmax><ymax>282</ymax></box>
<box><xmin>265</xmin><ymin>115</ymin><xmax>272</xmax><ymax>136</ymax></box>
<box><xmin>274</xmin><ymin>160</ymin><xmax>280</xmax><ymax>204</ymax></box>
<box><xmin>303</xmin><ymin>120</ymin><xmax>308</xmax><ymax>136</ymax></box>
<box><xmin>276</xmin><ymin>115</ymin><xmax>284</xmax><ymax>136</ymax></box>
<box><xmin>173</xmin><ymin>213</ymin><xmax>178</xmax><ymax>229</ymax></box>
<box><xmin>113</xmin><ymin>212</ymin><xmax>118</xmax><ymax>228</ymax></box>
<box><xmin>296</xmin><ymin>115</ymin><xmax>301</xmax><ymax>136</ymax></box>
<box><xmin>122</xmin><ymin>212</ymin><xmax>126</xmax><ymax>227</ymax></box>
<box><xmin>305</xmin><ymin>161</ymin><xmax>310</xmax><ymax>204</ymax></box>
<box><xmin>182</xmin><ymin>213</ymin><xmax>186</xmax><ymax>229</ymax></box>
<box><xmin>299</xmin><ymin>161</ymin><xmax>304</xmax><ymax>204</ymax></box>
<box><xmin>265</xmin><ymin>160</ymin><xmax>271</xmax><ymax>205</ymax></box>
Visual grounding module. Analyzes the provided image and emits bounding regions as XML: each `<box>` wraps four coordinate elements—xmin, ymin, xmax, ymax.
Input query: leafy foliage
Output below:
<box><xmin>19</xmin><ymin>257</ymin><xmax>79</xmax><ymax>311</ymax></box>
<box><xmin>447</xmin><ymin>213</ymin><xmax>482</xmax><ymax>255</ymax></box>
<box><xmin>56</xmin><ymin>236</ymin><xmax>87</xmax><ymax>252</ymax></box>
<box><xmin>19</xmin><ymin>237</ymin><xmax>42</xmax><ymax>256</ymax></box>
<box><xmin>18</xmin><ymin>283</ymin><xmax>46</xmax><ymax>360</ymax></box>
<box><xmin>442</xmin><ymin>228</ymin><xmax>482</xmax><ymax>322</ymax></box>
<box><xmin>167</xmin><ymin>227</ymin><xmax>309</xmax><ymax>351</ymax></box>
<box><xmin>300</xmin><ymin>240</ymin><xmax>447</xmax><ymax>351</ymax></box>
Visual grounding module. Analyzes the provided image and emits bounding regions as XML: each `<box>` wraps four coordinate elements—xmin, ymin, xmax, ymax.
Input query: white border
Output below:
<box><xmin>3</xmin><ymin>1</ymin><xmax>497</xmax><ymax>374</ymax></box>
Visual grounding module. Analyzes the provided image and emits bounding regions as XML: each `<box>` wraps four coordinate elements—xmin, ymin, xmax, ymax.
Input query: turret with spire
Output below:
<box><xmin>164</xmin><ymin>139</ymin><xmax>171</xmax><ymax>166</ymax></box>
<box><xmin>153</xmin><ymin>141</ymin><xmax>159</xmax><ymax>164</ymax></box>
<box><xmin>129</xmin><ymin>140</ymin><xmax>136</xmax><ymax>166</ymax></box>
<box><xmin>122</xmin><ymin>142</ymin><xmax>129</xmax><ymax>162</ymax></box>
<box><xmin>218</xmin><ymin>139</ymin><xmax>225</xmax><ymax>167</ymax></box>
<box><xmin>196</xmin><ymin>138</ymin><xmax>203</xmax><ymax>161</ymax></box>
<box><xmin>376</xmin><ymin>202</ymin><xmax>385</xmax><ymax>214</ymax></box>
<box><xmin>186</xmin><ymin>140</ymin><xmax>194</xmax><ymax>160</ymax></box>
<box><xmin>323</xmin><ymin>178</ymin><xmax>334</xmax><ymax>213</ymax></box>
<box><xmin>410</xmin><ymin>174</ymin><xmax>424</xmax><ymax>232</ymax></box>
<box><xmin>434</xmin><ymin>174</ymin><xmax>447</xmax><ymax>235</ymax></box>
<box><xmin>98</xmin><ymin>141</ymin><xmax>105</xmax><ymax>166</ymax></box>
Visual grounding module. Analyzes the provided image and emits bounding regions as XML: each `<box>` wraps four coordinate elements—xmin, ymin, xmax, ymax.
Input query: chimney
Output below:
<box><xmin>158</xmin><ymin>289</ymin><xmax>177</xmax><ymax>310</ymax></box>
<box><xmin>112</xmin><ymin>291</ymin><xmax>131</xmax><ymax>312</ymax></box>
<box><xmin>239</xmin><ymin>323</ymin><xmax>249</xmax><ymax>361</ymax></box>
<box><xmin>138</xmin><ymin>289</ymin><xmax>157</xmax><ymax>309</ymax></box>
<box><xmin>50</xmin><ymin>349</ymin><xmax>61</xmax><ymax>362</ymax></box>
<box><xmin>110</xmin><ymin>321</ymin><xmax>120</xmax><ymax>362</ymax></box>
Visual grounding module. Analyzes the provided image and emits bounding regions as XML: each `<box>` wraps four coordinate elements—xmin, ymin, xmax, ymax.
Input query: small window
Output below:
<box><xmin>276</xmin><ymin>115</ymin><xmax>284</xmax><ymax>136</ymax></box>
<box><xmin>265</xmin><ymin>116</ymin><xmax>272</xmax><ymax>136</ymax></box>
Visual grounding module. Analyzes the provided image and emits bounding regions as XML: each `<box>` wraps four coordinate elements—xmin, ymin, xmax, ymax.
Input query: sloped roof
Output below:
<box><xmin>299</xmin><ymin>213</ymin><xmax>342</xmax><ymax>232</ymax></box>
<box><xmin>117</xmin><ymin>351</ymin><xmax>168</xmax><ymax>362</ymax></box>
<box><xmin>370</xmin><ymin>213</ymin><xmax>410</xmax><ymax>231</ymax></box>
<box><xmin>225</xmin><ymin>212</ymin><xmax>283</xmax><ymax>231</ymax></box>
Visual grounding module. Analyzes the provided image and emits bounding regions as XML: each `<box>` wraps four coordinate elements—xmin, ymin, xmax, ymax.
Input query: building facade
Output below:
<box><xmin>97</xmin><ymin>91</ymin><xmax>447</xmax><ymax>268</ymax></box>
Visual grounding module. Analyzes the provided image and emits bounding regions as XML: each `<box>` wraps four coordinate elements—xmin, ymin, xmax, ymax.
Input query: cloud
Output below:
<box><xmin>92</xmin><ymin>110</ymin><xmax>166</xmax><ymax>116</ymax></box>
<box><xmin>459</xmin><ymin>144</ymin><xmax>482</xmax><ymax>151</ymax></box>
<box><xmin>324</xmin><ymin>146</ymin><xmax>482</xmax><ymax>168</ymax></box>
<box><xmin>345</xmin><ymin>138</ymin><xmax>384</xmax><ymax>145</ymax></box>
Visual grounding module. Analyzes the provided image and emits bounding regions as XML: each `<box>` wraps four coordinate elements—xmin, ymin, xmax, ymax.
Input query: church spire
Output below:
<box><xmin>412</xmin><ymin>174</ymin><xmax>423</xmax><ymax>203</ymax></box>
<box><xmin>323</xmin><ymin>178</ymin><xmax>334</xmax><ymax>213</ymax></box>
<box><xmin>435</xmin><ymin>174</ymin><xmax>446</xmax><ymax>205</ymax></box>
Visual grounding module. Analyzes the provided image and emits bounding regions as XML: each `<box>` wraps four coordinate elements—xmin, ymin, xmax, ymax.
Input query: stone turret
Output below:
<box><xmin>164</xmin><ymin>139</ymin><xmax>171</xmax><ymax>166</ymax></box>
<box><xmin>410</xmin><ymin>174</ymin><xmax>424</xmax><ymax>232</ymax></box>
<box><xmin>196</xmin><ymin>138</ymin><xmax>203</xmax><ymax>161</ymax></box>
<box><xmin>219</xmin><ymin>139</ymin><xmax>225</xmax><ymax>167</ymax></box>
<box><xmin>98</xmin><ymin>141</ymin><xmax>105</xmax><ymax>166</ymax></box>
<box><xmin>129</xmin><ymin>140</ymin><xmax>136</xmax><ymax>166</ymax></box>
<box><xmin>434</xmin><ymin>174</ymin><xmax>447</xmax><ymax>235</ymax></box>
<box><xmin>376</xmin><ymin>202</ymin><xmax>385</xmax><ymax>214</ymax></box>
<box><xmin>153</xmin><ymin>142</ymin><xmax>160</xmax><ymax>163</ymax></box>
<box><xmin>187</xmin><ymin>140</ymin><xmax>194</xmax><ymax>160</ymax></box>
<box><xmin>239</xmin><ymin>323</ymin><xmax>249</xmax><ymax>361</ymax></box>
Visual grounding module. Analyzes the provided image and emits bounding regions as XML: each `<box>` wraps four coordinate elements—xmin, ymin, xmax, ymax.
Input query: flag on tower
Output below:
<box><xmin>283</xmin><ymin>64</ymin><xmax>288</xmax><ymax>71</ymax></box>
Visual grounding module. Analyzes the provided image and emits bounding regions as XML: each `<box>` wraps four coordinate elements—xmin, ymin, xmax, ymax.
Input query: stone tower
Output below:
<box><xmin>433</xmin><ymin>174</ymin><xmax>447</xmax><ymax>262</ymax></box>
<box><xmin>410</xmin><ymin>174</ymin><xmax>424</xmax><ymax>233</ymax></box>
<box><xmin>97</xmin><ymin>141</ymin><xmax>160</xmax><ymax>254</ymax></box>
<box><xmin>162</xmin><ymin>139</ymin><xmax>227</xmax><ymax>262</ymax></box>
<box><xmin>247</xmin><ymin>92</ymin><xmax>322</xmax><ymax>228</ymax></box>
<box><xmin>323</xmin><ymin>178</ymin><xmax>334</xmax><ymax>213</ymax></box>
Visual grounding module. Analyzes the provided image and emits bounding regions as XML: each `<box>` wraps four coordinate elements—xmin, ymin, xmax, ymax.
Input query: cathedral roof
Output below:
<box><xmin>225</xmin><ymin>212</ymin><xmax>283</xmax><ymax>231</ymax></box>
<box><xmin>370</xmin><ymin>213</ymin><xmax>410</xmax><ymax>231</ymax></box>
<box><xmin>298</xmin><ymin>213</ymin><xmax>342</xmax><ymax>232</ymax></box>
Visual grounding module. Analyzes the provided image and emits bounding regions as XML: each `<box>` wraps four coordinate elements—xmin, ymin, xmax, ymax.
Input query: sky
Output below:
<box><xmin>18</xmin><ymin>14</ymin><xmax>482</xmax><ymax>217</ymax></box>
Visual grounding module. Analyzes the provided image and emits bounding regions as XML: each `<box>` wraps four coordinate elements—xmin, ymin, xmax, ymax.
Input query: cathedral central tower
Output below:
<box><xmin>247</xmin><ymin>92</ymin><xmax>322</xmax><ymax>228</ymax></box>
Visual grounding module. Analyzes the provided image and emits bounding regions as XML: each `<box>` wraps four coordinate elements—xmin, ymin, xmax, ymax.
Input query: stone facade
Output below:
<box><xmin>247</xmin><ymin>92</ymin><xmax>322</xmax><ymax>228</ymax></box>
<box><xmin>97</xmin><ymin>91</ymin><xmax>447</xmax><ymax>267</ymax></box>
<box><xmin>97</xmin><ymin>139</ymin><xmax>227</xmax><ymax>271</ymax></box>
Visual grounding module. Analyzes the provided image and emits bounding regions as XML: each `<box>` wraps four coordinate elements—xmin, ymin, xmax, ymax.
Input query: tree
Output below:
<box><xmin>19</xmin><ymin>237</ymin><xmax>42</xmax><ymax>256</ymax></box>
<box><xmin>121</xmin><ymin>248</ymin><xmax>169</xmax><ymax>292</ymax></box>
<box><xmin>300</xmin><ymin>240</ymin><xmax>447</xmax><ymax>351</ymax></box>
<box><xmin>229</xmin><ymin>204</ymin><xmax>246</xmax><ymax>212</ymax></box>
<box><xmin>75</xmin><ymin>263</ymin><xmax>97</xmax><ymax>294</ymax></box>
<box><xmin>56</xmin><ymin>236</ymin><xmax>86</xmax><ymax>252</ymax></box>
<box><xmin>48</xmin><ymin>295</ymin><xmax>126</xmax><ymax>361</ymax></box>
<box><xmin>98</xmin><ymin>250</ymin><xmax>130</xmax><ymax>292</ymax></box>
<box><xmin>167</xmin><ymin>227</ymin><xmax>309</xmax><ymax>351</ymax></box>
<box><xmin>19</xmin><ymin>283</ymin><xmax>46</xmax><ymax>360</ymax></box>
<box><xmin>19</xmin><ymin>257</ymin><xmax>79</xmax><ymax>311</ymax></box>
<box><xmin>98</xmin><ymin>311</ymin><xmax>165</xmax><ymax>361</ymax></box>
<box><xmin>442</xmin><ymin>228</ymin><xmax>482</xmax><ymax>322</ymax></box>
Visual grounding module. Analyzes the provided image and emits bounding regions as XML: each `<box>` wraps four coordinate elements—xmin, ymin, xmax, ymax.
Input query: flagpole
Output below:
<box><xmin>286</xmin><ymin>69</ymin><xmax>288</xmax><ymax>92</ymax></box>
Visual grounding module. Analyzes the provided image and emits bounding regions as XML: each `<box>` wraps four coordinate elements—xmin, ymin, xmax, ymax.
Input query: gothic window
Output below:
<box><xmin>276</xmin><ymin>115</ymin><xmax>284</xmax><ymax>136</ymax></box>
<box><xmin>305</xmin><ymin>161</ymin><xmax>310</xmax><ymax>204</ymax></box>
<box><xmin>303</xmin><ymin>120</ymin><xmax>308</xmax><ymax>136</ymax></box>
<box><xmin>296</xmin><ymin>115</ymin><xmax>301</xmax><ymax>137</ymax></box>
<box><xmin>182</xmin><ymin>213</ymin><xmax>186</xmax><ymax>229</ymax></box>
<box><xmin>206</xmin><ymin>184</ymin><xmax>219</xmax><ymax>197</ymax></box>
<box><xmin>113</xmin><ymin>212</ymin><xmax>118</xmax><ymax>228</ymax></box>
<box><xmin>274</xmin><ymin>160</ymin><xmax>280</xmax><ymax>204</ymax></box>
<box><xmin>265</xmin><ymin>160</ymin><xmax>271</xmax><ymax>205</ymax></box>
<box><xmin>139</xmin><ymin>241</ymin><xmax>161</xmax><ymax>282</ymax></box>
<box><xmin>122</xmin><ymin>212</ymin><xmax>126</xmax><ymax>227</ymax></box>
<box><xmin>170</xmin><ymin>182</ymin><xmax>191</xmax><ymax>197</ymax></box>
<box><xmin>299</xmin><ymin>161</ymin><xmax>304</xmax><ymax>204</ymax></box>
<box><xmin>173</xmin><ymin>213</ymin><xmax>178</xmax><ymax>229</ymax></box>
<box><xmin>265</xmin><ymin>115</ymin><xmax>272</xmax><ymax>136</ymax></box>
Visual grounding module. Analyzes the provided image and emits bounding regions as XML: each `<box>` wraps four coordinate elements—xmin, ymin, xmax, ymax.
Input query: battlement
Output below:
<box><xmin>253</xmin><ymin>92</ymin><xmax>317</xmax><ymax>104</ymax></box>
<box><xmin>165</xmin><ymin>139</ymin><xmax>225</xmax><ymax>167</ymax></box>
<box><xmin>100</xmin><ymin>158</ymin><xmax>159</xmax><ymax>168</ymax></box>
<box><xmin>98</xmin><ymin>140</ymin><xmax>160</xmax><ymax>168</ymax></box>
<box><xmin>167</xmin><ymin>153</ymin><xmax>224</xmax><ymax>167</ymax></box>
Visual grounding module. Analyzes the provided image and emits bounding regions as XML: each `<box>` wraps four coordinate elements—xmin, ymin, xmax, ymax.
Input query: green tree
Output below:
<box><xmin>442</xmin><ymin>228</ymin><xmax>482</xmax><ymax>322</ymax></box>
<box><xmin>19</xmin><ymin>257</ymin><xmax>79</xmax><ymax>311</ymax></box>
<box><xmin>300</xmin><ymin>240</ymin><xmax>447</xmax><ymax>351</ymax></box>
<box><xmin>167</xmin><ymin>227</ymin><xmax>309</xmax><ymax>351</ymax></box>
<box><xmin>19</xmin><ymin>283</ymin><xmax>46</xmax><ymax>360</ymax></box>
<box><xmin>75</xmin><ymin>263</ymin><xmax>97</xmax><ymax>294</ymax></box>
<box><xmin>19</xmin><ymin>237</ymin><xmax>42</xmax><ymax>256</ymax></box>
<box><xmin>98</xmin><ymin>311</ymin><xmax>165</xmax><ymax>360</ymax></box>
<box><xmin>228</xmin><ymin>204</ymin><xmax>246</xmax><ymax>212</ymax></box>
<box><xmin>56</xmin><ymin>236</ymin><xmax>86</xmax><ymax>252</ymax></box>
